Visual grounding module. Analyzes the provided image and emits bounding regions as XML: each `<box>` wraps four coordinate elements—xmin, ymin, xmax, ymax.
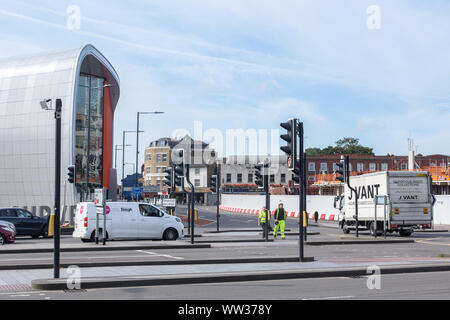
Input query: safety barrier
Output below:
<box><xmin>219</xmin><ymin>205</ymin><xmax>338</xmax><ymax>221</ymax></box>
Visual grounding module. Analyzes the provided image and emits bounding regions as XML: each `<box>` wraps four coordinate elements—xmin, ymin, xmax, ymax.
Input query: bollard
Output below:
<box><xmin>48</xmin><ymin>213</ymin><xmax>55</xmax><ymax>237</ymax></box>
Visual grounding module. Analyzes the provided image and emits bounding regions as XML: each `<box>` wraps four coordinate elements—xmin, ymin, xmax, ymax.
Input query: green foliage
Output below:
<box><xmin>306</xmin><ymin>137</ymin><xmax>374</xmax><ymax>155</ymax></box>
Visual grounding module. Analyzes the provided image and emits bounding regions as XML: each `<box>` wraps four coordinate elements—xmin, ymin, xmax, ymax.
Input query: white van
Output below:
<box><xmin>73</xmin><ymin>202</ymin><xmax>184</xmax><ymax>242</ymax></box>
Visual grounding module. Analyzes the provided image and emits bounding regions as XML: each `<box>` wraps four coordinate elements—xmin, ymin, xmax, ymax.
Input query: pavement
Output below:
<box><xmin>1</xmin><ymin>205</ymin><xmax>449</xmax><ymax>298</ymax></box>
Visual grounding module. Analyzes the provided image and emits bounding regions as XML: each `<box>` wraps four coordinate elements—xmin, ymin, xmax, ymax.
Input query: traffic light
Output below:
<box><xmin>67</xmin><ymin>165</ymin><xmax>75</xmax><ymax>184</ymax></box>
<box><xmin>163</xmin><ymin>167</ymin><xmax>174</xmax><ymax>190</ymax></box>
<box><xmin>210</xmin><ymin>175</ymin><xmax>218</xmax><ymax>193</ymax></box>
<box><xmin>173</xmin><ymin>149</ymin><xmax>184</xmax><ymax>187</ymax></box>
<box><xmin>280</xmin><ymin>118</ymin><xmax>298</xmax><ymax>171</ymax></box>
<box><xmin>335</xmin><ymin>157</ymin><xmax>347</xmax><ymax>183</ymax></box>
<box><xmin>255</xmin><ymin>163</ymin><xmax>269</xmax><ymax>189</ymax></box>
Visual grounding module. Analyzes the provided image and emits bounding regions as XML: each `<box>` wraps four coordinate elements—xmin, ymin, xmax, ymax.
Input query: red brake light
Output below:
<box><xmin>84</xmin><ymin>217</ymin><xmax>88</xmax><ymax>228</ymax></box>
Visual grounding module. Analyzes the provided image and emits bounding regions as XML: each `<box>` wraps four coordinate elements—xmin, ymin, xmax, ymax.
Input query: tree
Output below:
<box><xmin>305</xmin><ymin>137</ymin><xmax>374</xmax><ymax>155</ymax></box>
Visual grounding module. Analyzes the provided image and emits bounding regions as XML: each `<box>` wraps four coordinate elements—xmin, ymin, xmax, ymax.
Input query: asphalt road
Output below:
<box><xmin>2</xmin><ymin>227</ymin><xmax>450</xmax><ymax>268</ymax></box>
<box><xmin>176</xmin><ymin>205</ymin><xmax>301</xmax><ymax>230</ymax></box>
<box><xmin>2</xmin><ymin>271</ymin><xmax>450</xmax><ymax>300</ymax></box>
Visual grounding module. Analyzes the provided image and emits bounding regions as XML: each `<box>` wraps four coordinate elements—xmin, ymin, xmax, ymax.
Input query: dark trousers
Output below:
<box><xmin>261</xmin><ymin>223</ymin><xmax>269</xmax><ymax>238</ymax></box>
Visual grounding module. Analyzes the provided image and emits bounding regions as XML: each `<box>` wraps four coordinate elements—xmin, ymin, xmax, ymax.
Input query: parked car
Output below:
<box><xmin>0</xmin><ymin>220</ymin><xmax>16</xmax><ymax>244</ymax></box>
<box><xmin>0</xmin><ymin>208</ymin><xmax>49</xmax><ymax>238</ymax></box>
<box><xmin>73</xmin><ymin>202</ymin><xmax>184</xmax><ymax>242</ymax></box>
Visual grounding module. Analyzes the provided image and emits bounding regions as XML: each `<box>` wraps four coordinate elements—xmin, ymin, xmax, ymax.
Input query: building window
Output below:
<box><xmin>195</xmin><ymin>179</ymin><xmax>200</xmax><ymax>187</ymax></box>
<box><xmin>369</xmin><ymin>163</ymin><xmax>376</xmax><ymax>171</ymax></box>
<box><xmin>248</xmin><ymin>174</ymin><xmax>253</xmax><ymax>183</ymax></box>
<box><xmin>157</xmin><ymin>154</ymin><xmax>162</xmax><ymax>163</ymax></box>
<box><xmin>401</xmin><ymin>163</ymin><xmax>407</xmax><ymax>170</ymax></box>
<box><xmin>162</xmin><ymin>166</ymin><xmax>167</xmax><ymax>173</ymax></box>
<box><xmin>332</xmin><ymin>163</ymin><xmax>338</xmax><ymax>172</ymax></box>
<box><xmin>156</xmin><ymin>167</ymin><xmax>161</xmax><ymax>174</ymax></box>
<box><xmin>381</xmin><ymin>163</ymin><xmax>388</xmax><ymax>171</ymax></box>
<box><xmin>237</xmin><ymin>174</ymin><xmax>242</xmax><ymax>183</ymax></box>
<box><xmin>146</xmin><ymin>154</ymin><xmax>151</xmax><ymax>161</ymax></box>
<box><xmin>162</xmin><ymin>154</ymin><xmax>167</xmax><ymax>162</ymax></box>
<box><xmin>146</xmin><ymin>167</ymin><xmax>151</xmax><ymax>174</ymax></box>
<box><xmin>270</xmin><ymin>175</ymin><xmax>275</xmax><ymax>183</ymax></box>
<box><xmin>348</xmin><ymin>163</ymin><xmax>352</xmax><ymax>172</ymax></box>
<box><xmin>281</xmin><ymin>174</ymin><xmax>286</xmax><ymax>184</ymax></box>
<box><xmin>320</xmin><ymin>163</ymin><xmax>327</xmax><ymax>172</ymax></box>
<box><xmin>308</xmin><ymin>162</ymin><xmax>315</xmax><ymax>171</ymax></box>
<box><xmin>226</xmin><ymin>174</ymin><xmax>232</xmax><ymax>183</ymax></box>
<box><xmin>75</xmin><ymin>74</ymin><xmax>104</xmax><ymax>194</ymax></box>
<box><xmin>357</xmin><ymin>163</ymin><xmax>364</xmax><ymax>172</ymax></box>
<box><xmin>195</xmin><ymin>168</ymin><xmax>200</xmax><ymax>175</ymax></box>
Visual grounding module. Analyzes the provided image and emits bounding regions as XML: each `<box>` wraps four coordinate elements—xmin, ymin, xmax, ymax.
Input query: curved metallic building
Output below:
<box><xmin>0</xmin><ymin>44</ymin><xmax>120</xmax><ymax>223</ymax></box>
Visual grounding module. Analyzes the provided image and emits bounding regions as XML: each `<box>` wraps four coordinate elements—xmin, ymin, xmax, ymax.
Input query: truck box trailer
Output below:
<box><xmin>335</xmin><ymin>171</ymin><xmax>435</xmax><ymax>237</ymax></box>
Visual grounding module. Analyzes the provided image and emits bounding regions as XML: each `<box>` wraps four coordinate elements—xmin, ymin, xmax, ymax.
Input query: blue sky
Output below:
<box><xmin>1</xmin><ymin>0</ymin><xmax>450</xmax><ymax>176</ymax></box>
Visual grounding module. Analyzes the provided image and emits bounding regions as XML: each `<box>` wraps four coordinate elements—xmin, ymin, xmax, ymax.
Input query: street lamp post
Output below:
<box><xmin>122</xmin><ymin>130</ymin><xmax>142</xmax><ymax>199</ymax></box>
<box><xmin>135</xmin><ymin>111</ymin><xmax>164</xmax><ymax>187</ymax></box>
<box><xmin>115</xmin><ymin>144</ymin><xmax>131</xmax><ymax>169</ymax></box>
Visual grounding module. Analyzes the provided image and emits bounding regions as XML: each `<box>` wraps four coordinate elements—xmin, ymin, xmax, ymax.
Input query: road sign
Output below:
<box><xmin>94</xmin><ymin>188</ymin><xmax>105</xmax><ymax>207</ymax></box>
<box><xmin>132</xmin><ymin>187</ymin><xmax>143</xmax><ymax>196</ymax></box>
<box><xmin>162</xmin><ymin>198</ymin><xmax>176</xmax><ymax>207</ymax></box>
<box><xmin>143</xmin><ymin>185</ymin><xmax>159</xmax><ymax>193</ymax></box>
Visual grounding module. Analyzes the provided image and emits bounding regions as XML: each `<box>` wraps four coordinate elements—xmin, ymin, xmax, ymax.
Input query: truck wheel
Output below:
<box><xmin>343</xmin><ymin>222</ymin><xmax>350</xmax><ymax>234</ymax></box>
<box><xmin>163</xmin><ymin>228</ymin><xmax>178</xmax><ymax>241</ymax></box>
<box><xmin>399</xmin><ymin>229</ymin><xmax>412</xmax><ymax>237</ymax></box>
<box><xmin>369</xmin><ymin>222</ymin><xmax>380</xmax><ymax>236</ymax></box>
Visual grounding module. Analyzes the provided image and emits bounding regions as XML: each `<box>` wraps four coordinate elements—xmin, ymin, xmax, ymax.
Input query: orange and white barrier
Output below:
<box><xmin>219</xmin><ymin>205</ymin><xmax>338</xmax><ymax>221</ymax></box>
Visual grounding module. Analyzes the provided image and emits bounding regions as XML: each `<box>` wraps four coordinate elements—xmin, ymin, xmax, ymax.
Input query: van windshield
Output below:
<box><xmin>139</xmin><ymin>204</ymin><xmax>161</xmax><ymax>217</ymax></box>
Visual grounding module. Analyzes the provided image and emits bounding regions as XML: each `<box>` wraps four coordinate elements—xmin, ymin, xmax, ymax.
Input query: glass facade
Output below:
<box><xmin>75</xmin><ymin>74</ymin><xmax>105</xmax><ymax>200</ymax></box>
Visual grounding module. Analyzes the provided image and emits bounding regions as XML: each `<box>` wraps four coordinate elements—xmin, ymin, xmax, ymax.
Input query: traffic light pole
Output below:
<box><xmin>216</xmin><ymin>169</ymin><xmax>221</xmax><ymax>232</ymax></box>
<box><xmin>53</xmin><ymin>99</ymin><xmax>62</xmax><ymax>279</ymax></box>
<box><xmin>264</xmin><ymin>173</ymin><xmax>269</xmax><ymax>242</ymax></box>
<box><xmin>185</xmin><ymin>164</ymin><xmax>195</xmax><ymax>244</ymax></box>
<box><xmin>344</xmin><ymin>155</ymin><xmax>359</xmax><ymax>238</ymax></box>
<box><xmin>181</xmin><ymin>177</ymin><xmax>190</xmax><ymax>235</ymax></box>
<box><xmin>298</xmin><ymin>122</ymin><xmax>305</xmax><ymax>262</ymax></box>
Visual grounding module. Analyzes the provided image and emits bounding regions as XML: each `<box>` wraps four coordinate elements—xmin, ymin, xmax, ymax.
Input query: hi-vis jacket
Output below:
<box><xmin>274</xmin><ymin>208</ymin><xmax>286</xmax><ymax>221</ymax></box>
<box><xmin>258</xmin><ymin>210</ymin><xmax>271</xmax><ymax>223</ymax></box>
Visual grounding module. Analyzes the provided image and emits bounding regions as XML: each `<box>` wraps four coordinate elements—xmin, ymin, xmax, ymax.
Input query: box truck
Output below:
<box><xmin>334</xmin><ymin>171</ymin><xmax>435</xmax><ymax>237</ymax></box>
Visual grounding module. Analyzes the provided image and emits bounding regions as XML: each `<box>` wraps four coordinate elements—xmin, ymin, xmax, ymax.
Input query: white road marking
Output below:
<box><xmin>416</xmin><ymin>240</ymin><xmax>450</xmax><ymax>247</ymax></box>
<box><xmin>0</xmin><ymin>254</ymin><xmax>183</xmax><ymax>262</ymax></box>
<box><xmin>302</xmin><ymin>295</ymin><xmax>355</xmax><ymax>300</ymax></box>
<box><xmin>135</xmin><ymin>250</ymin><xmax>184</xmax><ymax>260</ymax></box>
<box><xmin>10</xmin><ymin>294</ymin><xmax>30</xmax><ymax>297</ymax></box>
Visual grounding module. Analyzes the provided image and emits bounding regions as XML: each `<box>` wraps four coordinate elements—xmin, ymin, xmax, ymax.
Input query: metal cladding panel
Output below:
<box><xmin>0</xmin><ymin>45</ymin><xmax>120</xmax><ymax>223</ymax></box>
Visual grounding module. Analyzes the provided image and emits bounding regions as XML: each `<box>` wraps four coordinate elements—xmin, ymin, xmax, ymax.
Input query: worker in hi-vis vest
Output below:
<box><xmin>258</xmin><ymin>206</ymin><xmax>271</xmax><ymax>239</ymax></box>
<box><xmin>273</xmin><ymin>202</ymin><xmax>287</xmax><ymax>239</ymax></box>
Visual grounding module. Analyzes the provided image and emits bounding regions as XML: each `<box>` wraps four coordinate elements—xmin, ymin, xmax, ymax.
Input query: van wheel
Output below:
<box><xmin>163</xmin><ymin>228</ymin><xmax>178</xmax><ymax>241</ymax></box>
